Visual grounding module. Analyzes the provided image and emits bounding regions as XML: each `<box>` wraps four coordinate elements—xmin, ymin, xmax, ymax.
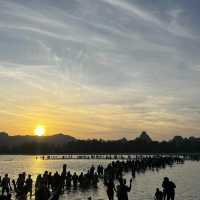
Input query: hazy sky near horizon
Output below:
<box><xmin>0</xmin><ymin>0</ymin><xmax>200</xmax><ymax>139</ymax></box>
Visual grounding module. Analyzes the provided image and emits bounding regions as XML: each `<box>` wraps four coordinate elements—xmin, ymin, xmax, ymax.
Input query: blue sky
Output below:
<box><xmin>0</xmin><ymin>0</ymin><xmax>200</xmax><ymax>139</ymax></box>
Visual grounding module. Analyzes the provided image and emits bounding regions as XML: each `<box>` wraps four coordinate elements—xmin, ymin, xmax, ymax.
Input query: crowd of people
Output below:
<box><xmin>0</xmin><ymin>155</ymin><xmax>181</xmax><ymax>200</ymax></box>
<box><xmin>102</xmin><ymin>156</ymin><xmax>179</xmax><ymax>200</ymax></box>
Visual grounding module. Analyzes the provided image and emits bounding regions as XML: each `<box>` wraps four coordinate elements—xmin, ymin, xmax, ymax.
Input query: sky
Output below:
<box><xmin>0</xmin><ymin>0</ymin><xmax>200</xmax><ymax>140</ymax></box>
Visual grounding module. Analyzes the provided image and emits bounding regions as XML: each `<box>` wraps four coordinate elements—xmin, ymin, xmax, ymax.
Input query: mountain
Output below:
<box><xmin>1</xmin><ymin>131</ymin><xmax>200</xmax><ymax>154</ymax></box>
<box><xmin>135</xmin><ymin>131</ymin><xmax>152</xmax><ymax>143</ymax></box>
<box><xmin>44</xmin><ymin>133</ymin><xmax>76</xmax><ymax>144</ymax></box>
<box><xmin>0</xmin><ymin>132</ymin><xmax>76</xmax><ymax>146</ymax></box>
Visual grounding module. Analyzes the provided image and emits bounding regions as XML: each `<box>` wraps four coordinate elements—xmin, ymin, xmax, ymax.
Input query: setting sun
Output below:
<box><xmin>34</xmin><ymin>126</ymin><xmax>45</xmax><ymax>136</ymax></box>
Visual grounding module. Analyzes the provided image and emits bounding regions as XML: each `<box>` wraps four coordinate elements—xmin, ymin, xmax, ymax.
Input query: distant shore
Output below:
<box><xmin>1</xmin><ymin>132</ymin><xmax>200</xmax><ymax>154</ymax></box>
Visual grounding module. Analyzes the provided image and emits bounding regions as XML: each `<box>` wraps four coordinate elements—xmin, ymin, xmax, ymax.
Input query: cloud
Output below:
<box><xmin>0</xmin><ymin>0</ymin><xmax>200</xmax><ymax>139</ymax></box>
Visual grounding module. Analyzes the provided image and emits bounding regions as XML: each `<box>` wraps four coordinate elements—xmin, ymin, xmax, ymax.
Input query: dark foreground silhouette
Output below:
<box><xmin>154</xmin><ymin>177</ymin><xmax>176</xmax><ymax>200</ymax></box>
<box><xmin>0</xmin><ymin>156</ymin><xmax>181</xmax><ymax>200</ymax></box>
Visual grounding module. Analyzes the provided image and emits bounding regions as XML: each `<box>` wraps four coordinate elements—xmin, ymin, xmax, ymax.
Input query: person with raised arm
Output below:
<box><xmin>116</xmin><ymin>178</ymin><xmax>132</xmax><ymax>200</ymax></box>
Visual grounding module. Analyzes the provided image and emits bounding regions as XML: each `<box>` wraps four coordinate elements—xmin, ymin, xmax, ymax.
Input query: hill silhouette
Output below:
<box><xmin>0</xmin><ymin>132</ymin><xmax>76</xmax><ymax>145</ymax></box>
<box><xmin>135</xmin><ymin>131</ymin><xmax>152</xmax><ymax>143</ymax></box>
<box><xmin>0</xmin><ymin>131</ymin><xmax>200</xmax><ymax>154</ymax></box>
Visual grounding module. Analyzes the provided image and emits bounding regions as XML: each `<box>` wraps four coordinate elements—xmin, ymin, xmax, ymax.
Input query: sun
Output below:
<box><xmin>34</xmin><ymin>126</ymin><xmax>45</xmax><ymax>136</ymax></box>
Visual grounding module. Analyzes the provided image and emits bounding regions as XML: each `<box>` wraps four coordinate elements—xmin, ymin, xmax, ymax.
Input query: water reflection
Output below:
<box><xmin>0</xmin><ymin>156</ymin><xmax>199</xmax><ymax>200</ymax></box>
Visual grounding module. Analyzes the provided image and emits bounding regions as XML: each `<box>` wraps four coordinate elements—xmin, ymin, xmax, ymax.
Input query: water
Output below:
<box><xmin>0</xmin><ymin>155</ymin><xmax>199</xmax><ymax>200</ymax></box>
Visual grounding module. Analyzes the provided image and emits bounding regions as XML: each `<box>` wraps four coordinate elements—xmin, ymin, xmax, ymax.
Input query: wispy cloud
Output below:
<box><xmin>0</xmin><ymin>0</ymin><xmax>200</xmax><ymax>139</ymax></box>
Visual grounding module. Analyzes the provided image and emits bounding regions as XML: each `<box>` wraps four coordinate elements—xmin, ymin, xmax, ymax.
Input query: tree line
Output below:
<box><xmin>1</xmin><ymin>136</ymin><xmax>200</xmax><ymax>154</ymax></box>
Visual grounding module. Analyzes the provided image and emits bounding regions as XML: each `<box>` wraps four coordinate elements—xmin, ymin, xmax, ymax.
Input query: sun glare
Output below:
<box><xmin>34</xmin><ymin>126</ymin><xmax>45</xmax><ymax>136</ymax></box>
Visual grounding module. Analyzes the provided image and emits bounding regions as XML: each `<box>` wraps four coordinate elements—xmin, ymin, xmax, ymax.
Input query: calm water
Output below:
<box><xmin>0</xmin><ymin>155</ymin><xmax>199</xmax><ymax>200</ymax></box>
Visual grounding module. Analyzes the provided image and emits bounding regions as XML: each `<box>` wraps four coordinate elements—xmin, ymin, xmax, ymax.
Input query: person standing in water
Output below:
<box><xmin>162</xmin><ymin>177</ymin><xmax>169</xmax><ymax>200</ymax></box>
<box><xmin>1</xmin><ymin>174</ymin><xmax>11</xmax><ymax>196</ymax></box>
<box><xmin>168</xmin><ymin>180</ymin><xmax>176</xmax><ymax>200</ymax></box>
<box><xmin>154</xmin><ymin>188</ymin><xmax>163</xmax><ymax>200</ymax></box>
<box><xmin>116</xmin><ymin>178</ymin><xmax>132</xmax><ymax>200</ymax></box>
<box><xmin>26</xmin><ymin>174</ymin><xmax>33</xmax><ymax>199</ymax></box>
<box><xmin>105</xmin><ymin>178</ymin><xmax>116</xmax><ymax>200</ymax></box>
<box><xmin>162</xmin><ymin>177</ymin><xmax>176</xmax><ymax>200</ymax></box>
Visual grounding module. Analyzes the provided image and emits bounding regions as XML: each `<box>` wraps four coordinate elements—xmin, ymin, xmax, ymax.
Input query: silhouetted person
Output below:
<box><xmin>35</xmin><ymin>181</ymin><xmax>50</xmax><ymax>200</ymax></box>
<box><xmin>131</xmin><ymin>167</ymin><xmax>135</xmax><ymax>178</ymax></box>
<box><xmin>61</xmin><ymin>164</ymin><xmax>67</xmax><ymax>190</ymax></box>
<box><xmin>72</xmin><ymin>172</ymin><xmax>78</xmax><ymax>188</ymax></box>
<box><xmin>92</xmin><ymin>172</ymin><xmax>99</xmax><ymax>187</ymax></box>
<box><xmin>154</xmin><ymin>188</ymin><xmax>163</xmax><ymax>200</ymax></box>
<box><xmin>16</xmin><ymin>173</ymin><xmax>25</xmax><ymax>196</ymax></box>
<box><xmin>26</xmin><ymin>174</ymin><xmax>33</xmax><ymax>199</ymax></box>
<box><xmin>168</xmin><ymin>180</ymin><xmax>176</xmax><ymax>200</ymax></box>
<box><xmin>105</xmin><ymin>179</ymin><xmax>116</xmax><ymax>200</ymax></box>
<box><xmin>162</xmin><ymin>177</ymin><xmax>169</xmax><ymax>200</ymax></box>
<box><xmin>1</xmin><ymin>174</ymin><xmax>11</xmax><ymax>196</ymax></box>
<box><xmin>78</xmin><ymin>172</ymin><xmax>84</xmax><ymax>187</ymax></box>
<box><xmin>48</xmin><ymin>172</ymin><xmax>52</xmax><ymax>189</ymax></box>
<box><xmin>116</xmin><ymin>178</ymin><xmax>132</xmax><ymax>200</ymax></box>
<box><xmin>162</xmin><ymin>177</ymin><xmax>176</xmax><ymax>200</ymax></box>
<box><xmin>66</xmin><ymin>172</ymin><xmax>72</xmax><ymax>188</ymax></box>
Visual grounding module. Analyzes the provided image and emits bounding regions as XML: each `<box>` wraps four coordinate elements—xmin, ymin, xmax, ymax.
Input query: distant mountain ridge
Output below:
<box><xmin>0</xmin><ymin>132</ymin><xmax>76</xmax><ymax>146</ymax></box>
<box><xmin>0</xmin><ymin>131</ymin><xmax>200</xmax><ymax>154</ymax></box>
